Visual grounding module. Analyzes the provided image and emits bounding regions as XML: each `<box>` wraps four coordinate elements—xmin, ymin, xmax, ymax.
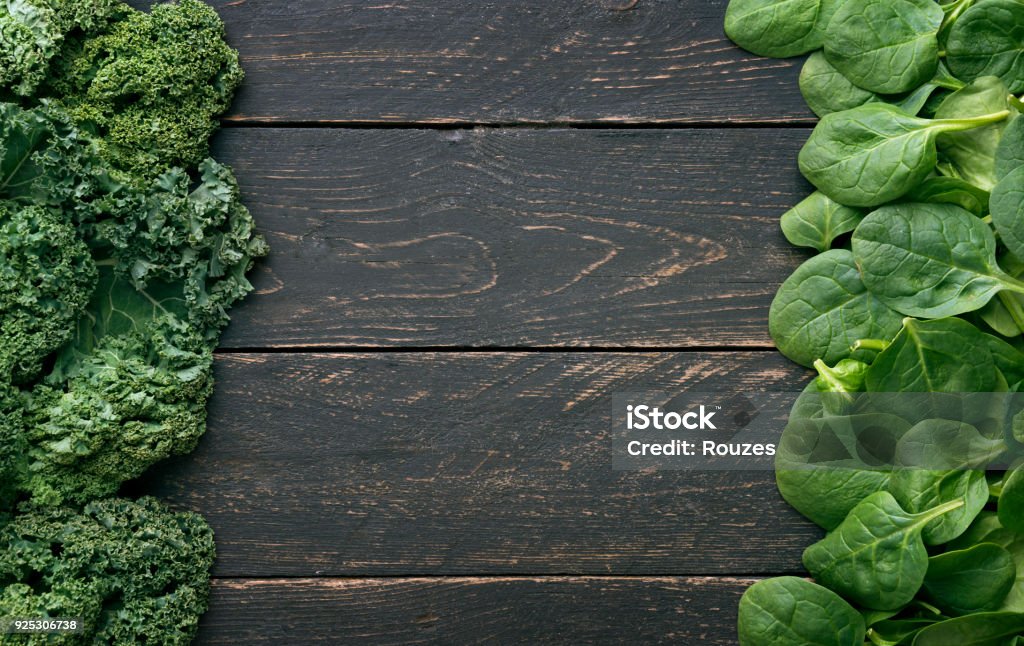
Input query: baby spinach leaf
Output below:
<box><xmin>996</xmin><ymin>117</ymin><xmax>1024</xmax><ymax>181</ymax></box>
<box><xmin>737</xmin><ymin>576</ymin><xmax>866</xmax><ymax>646</ymax></box>
<box><xmin>911</xmin><ymin>611</ymin><xmax>1024</xmax><ymax>645</ymax></box>
<box><xmin>903</xmin><ymin>176</ymin><xmax>991</xmax><ymax>216</ymax></box>
<box><xmin>889</xmin><ymin>419</ymin><xmax>1002</xmax><ymax>543</ymax></box>
<box><xmin>924</xmin><ymin>543</ymin><xmax>1017</xmax><ymax>615</ymax></box>
<box><xmin>951</xmin><ymin>513</ymin><xmax>1024</xmax><ymax>612</ymax></box>
<box><xmin>865</xmin><ymin>317</ymin><xmax>1001</xmax><ymax>393</ymax></box>
<box><xmin>947</xmin><ymin>0</ymin><xmax>1024</xmax><ymax>93</ymax></box>
<box><xmin>998</xmin><ymin>466</ymin><xmax>1024</xmax><ymax>533</ymax></box>
<box><xmin>780</xmin><ymin>191</ymin><xmax>864</xmax><ymax>252</ymax></box>
<box><xmin>725</xmin><ymin>0</ymin><xmax>837</xmax><ymax>58</ymax></box>
<box><xmin>800</xmin><ymin>50</ymin><xmax>879</xmax><ymax>117</ymax></box>
<box><xmin>769</xmin><ymin>250</ymin><xmax>903</xmax><ymax>367</ymax></box>
<box><xmin>852</xmin><ymin>203</ymin><xmax>1024</xmax><ymax>318</ymax></box>
<box><xmin>992</xmin><ymin>166</ymin><xmax>1024</xmax><ymax>263</ymax></box>
<box><xmin>802</xmin><ymin>491</ymin><xmax>964</xmax><ymax>610</ymax></box>
<box><xmin>824</xmin><ymin>0</ymin><xmax>944</xmax><ymax>94</ymax></box>
<box><xmin>891</xmin><ymin>468</ymin><xmax>990</xmax><ymax>545</ymax></box>
<box><xmin>799</xmin><ymin>104</ymin><xmax>1010</xmax><ymax>207</ymax></box>
<box><xmin>776</xmin><ymin>414</ymin><xmax>907</xmax><ymax>530</ymax></box>
<box><xmin>935</xmin><ymin>76</ymin><xmax>1015</xmax><ymax>191</ymax></box>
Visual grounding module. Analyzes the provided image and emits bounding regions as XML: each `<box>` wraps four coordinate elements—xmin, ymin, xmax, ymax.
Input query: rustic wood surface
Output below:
<box><xmin>199</xmin><ymin>577</ymin><xmax>755</xmax><ymax>644</ymax></box>
<box><xmin>136</xmin><ymin>352</ymin><xmax>817</xmax><ymax>577</ymax></box>
<box><xmin>124</xmin><ymin>0</ymin><xmax>822</xmax><ymax>642</ymax></box>
<box><xmin>194</xmin><ymin>0</ymin><xmax>813</xmax><ymax>125</ymax></box>
<box><xmin>212</xmin><ymin>128</ymin><xmax>811</xmax><ymax>349</ymax></box>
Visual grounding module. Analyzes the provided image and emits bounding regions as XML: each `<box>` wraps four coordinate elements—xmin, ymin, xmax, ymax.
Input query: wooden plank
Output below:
<box><xmin>136</xmin><ymin>352</ymin><xmax>818</xmax><ymax>577</ymax></box>
<box><xmin>212</xmin><ymin>127</ymin><xmax>812</xmax><ymax>349</ymax></box>
<box><xmin>155</xmin><ymin>0</ymin><xmax>813</xmax><ymax>124</ymax></box>
<box><xmin>199</xmin><ymin>576</ymin><xmax>752</xmax><ymax>644</ymax></box>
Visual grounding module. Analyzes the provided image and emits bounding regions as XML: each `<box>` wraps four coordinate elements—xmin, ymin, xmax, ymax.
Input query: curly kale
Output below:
<box><xmin>0</xmin><ymin>497</ymin><xmax>215</xmax><ymax>645</ymax></box>
<box><xmin>0</xmin><ymin>385</ymin><xmax>25</xmax><ymax>520</ymax></box>
<box><xmin>0</xmin><ymin>1</ymin><xmax>259</xmax><ymax>640</ymax></box>
<box><xmin>0</xmin><ymin>0</ymin><xmax>60</xmax><ymax>97</ymax></box>
<box><xmin>0</xmin><ymin>202</ymin><xmax>96</xmax><ymax>384</ymax></box>
<box><xmin>52</xmin><ymin>0</ymin><xmax>243</xmax><ymax>179</ymax></box>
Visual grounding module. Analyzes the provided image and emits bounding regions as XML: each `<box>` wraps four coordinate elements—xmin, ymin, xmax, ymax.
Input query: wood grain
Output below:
<box><xmin>164</xmin><ymin>0</ymin><xmax>814</xmax><ymax>125</ymax></box>
<box><xmin>212</xmin><ymin>127</ymin><xmax>813</xmax><ymax>349</ymax></box>
<box><xmin>134</xmin><ymin>352</ymin><xmax>818</xmax><ymax>577</ymax></box>
<box><xmin>200</xmin><ymin>576</ymin><xmax>752</xmax><ymax>644</ymax></box>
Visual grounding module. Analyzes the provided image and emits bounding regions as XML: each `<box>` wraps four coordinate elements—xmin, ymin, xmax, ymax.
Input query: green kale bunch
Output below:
<box><xmin>0</xmin><ymin>497</ymin><xmax>216</xmax><ymax>645</ymax></box>
<box><xmin>0</xmin><ymin>0</ymin><xmax>265</xmax><ymax>642</ymax></box>
<box><xmin>726</xmin><ymin>0</ymin><xmax>1024</xmax><ymax>643</ymax></box>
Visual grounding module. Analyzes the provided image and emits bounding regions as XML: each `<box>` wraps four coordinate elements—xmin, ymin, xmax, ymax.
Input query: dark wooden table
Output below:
<box><xmin>134</xmin><ymin>1</ymin><xmax>823</xmax><ymax>642</ymax></box>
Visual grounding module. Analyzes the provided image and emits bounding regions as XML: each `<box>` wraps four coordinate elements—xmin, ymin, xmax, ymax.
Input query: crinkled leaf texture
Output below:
<box><xmin>0</xmin><ymin>497</ymin><xmax>215</xmax><ymax>645</ymax></box>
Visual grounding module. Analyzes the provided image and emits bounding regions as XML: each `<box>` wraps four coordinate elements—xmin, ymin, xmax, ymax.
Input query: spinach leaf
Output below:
<box><xmin>903</xmin><ymin>176</ymin><xmax>991</xmax><ymax>216</ymax></box>
<box><xmin>725</xmin><ymin>0</ymin><xmax>837</xmax><ymax>58</ymax></box>
<box><xmin>992</xmin><ymin>166</ymin><xmax>1024</xmax><ymax>263</ymax></box>
<box><xmin>996</xmin><ymin>117</ymin><xmax>1024</xmax><ymax>181</ymax></box>
<box><xmin>947</xmin><ymin>0</ymin><xmax>1024</xmax><ymax>93</ymax></box>
<box><xmin>799</xmin><ymin>104</ymin><xmax>1010</xmax><ymax>207</ymax></box>
<box><xmin>924</xmin><ymin>543</ymin><xmax>1016</xmax><ymax>615</ymax></box>
<box><xmin>737</xmin><ymin>576</ymin><xmax>866</xmax><ymax>646</ymax></box>
<box><xmin>824</xmin><ymin>0</ymin><xmax>944</xmax><ymax>94</ymax></box>
<box><xmin>911</xmin><ymin>611</ymin><xmax>1024</xmax><ymax>645</ymax></box>
<box><xmin>890</xmin><ymin>420</ymin><xmax>1001</xmax><ymax>544</ymax></box>
<box><xmin>864</xmin><ymin>317</ymin><xmax>1000</xmax><ymax>393</ymax></box>
<box><xmin>891</xmin><ymin>469</ymin><xmax>989</xmax><ymax>545</ymax></box>
<box><xmin>802</xmin><ymin>491</ymin><xmax>964</xmax><ymax>610</ymax></box>
<box><xmin>800</xmin><ymin>50</ymin><xmax>879</xmax><ymax>117</ymax></box>
<box><xmin>776</xmin><ymin>414</ymin><xmax>908</xmax><ymax>530</ymax></box>
<box><xmin>951</xmin><ymin>513</ymin><xmax>1024</xmax><ymax>612</ymax></box>
<box><xmin>935</xmin><ymin>76</ymin><xmax>1016</xmax><ymax>191</ymax></box>
<box><xmin>780</xmin><ymin>191</ymin><xmax>864</xmax><ymax>252</ymax></box>
<box><xmin>998</xmin><ymin>466</ymin><xmax>1024</xmax><ymax>533</ymax></box>
<box><xmin>852</xmin><ymin>203</ymin><xmax>1024</xmax><ymax>318</ymax></box>
<box><xmin>769</xmin><ymin>250</ymin><xmax>903</xmax><ymax>367</ymax></box>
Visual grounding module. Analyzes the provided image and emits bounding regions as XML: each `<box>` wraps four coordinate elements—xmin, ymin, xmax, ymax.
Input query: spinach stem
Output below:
<box><xmin>852</xmin><ymin>339</ymin><xmax>889</xmax><ymax>353</ymax></box>
<box><xmin>934</xmin><ymin>109</ymin><xmax>1011</xmax><ymax>131</ymax></box>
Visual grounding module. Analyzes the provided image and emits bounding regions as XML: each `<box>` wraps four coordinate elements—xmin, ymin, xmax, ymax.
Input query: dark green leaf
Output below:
<box><xmin>924</xmin><ymin>543</ymin><xmax>1016</xmax><ymax>615</ymax></box>
<box><xmin>947</xmin><ymin>0</ymin><xmax>1024</xmax><ymax>93</ymax></box>
<box><xmin>824</xmin><ymin>0</ymin><xmax>944</xmax><ymax>94</ymax></box>
<box><xmin>802</xmin><ymin>491</ymin><xmax>965</xmax><ymax>610</ymax></box>
<box><xmin>737</xmin><ymin>577</ymin><xmax>866</xmax><ymax>646</ymax></box>
<box><xmin>725</xmin><ymin>0</ymin><xmax>838</xmax><ymax>58</ymax></box>
<box><xmin>780</xmin><ymin>191</ymin><xmax>864</xmax><ymax>252</ymax></box>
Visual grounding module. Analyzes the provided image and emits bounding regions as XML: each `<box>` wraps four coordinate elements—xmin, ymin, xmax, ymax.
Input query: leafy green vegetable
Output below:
<box><xmin>992</xmin><ymin>166</ymin><xmax>1024</xmax><ymax>264</ymax></box>
<box><xmin>903</xmin><ymin>176</ymin><xmax>990</xmax><ymax>215</ymax></box>
<box><xmin>799</xmin><ymin>104</ymin><xmax>1009</xmax><ymax>207</ymax></box>
<box><xmin>864</xmin><ymin>317</ymin><xmax>1001</xmax><ymax>393</ymax></box>
<box><xmin>911</xmin><ymin>611</ymin><xmax>1024</xmax><ymax>645</ymax></box>
<box><xmin>998</xmin><ymin>467</ymin><xmax>1024</xmax><ymax>534</ymax></box>
<box><xmin>725</xmin><ymin>0</ymin><xmax>1024</xmax><ymax>639</ymax></box>
<box><xmin>51</xmin><ymin>0</ymin><xmax>244</xmax><ymax>179</ymax></box>
<box><xmin>934</xmin><ymin>76</ymin><xmax>1015</xmax><ymax>191</ymax></box>
<box><xmin>824</xmin><ymin>0</ymin><xmax>944</xmax><ymax>94</ymax></box>
<box><xmin>923</xmin><ymin>543</ymin><xmax>1016</xmax><ymax>615</ymax></box>
<box><xmin>776</xmin><ymin>414</ymin><xmax>905</xmax><ymax>530</ymax></box>
<box><xmin>779</xmin><ymin>191</ymin><xmax>864</xmax><ymax>252</ymax></box>
<box><xmin>0</xmin><ymin>497</ymin><xmax>215</xmax><ymax>644</ymax></box>
<box><xmin>803</xmin><ymin>492</ymin><xmax>965</xmax><ymax>610</ymax></box>
<box><xmin>738</xmin><ymin>577</ymin><xmax>866</xmax><ymax>645</ymax></box>
<box><xmin>0</xmin><ymin>1</ymin><xmax>263</xmax><ymax>641</ymax></box>
<box><xmin>947</xmin><ymin>0</ymin><xmax>1024</xmax><ymax>93</ymax></box>
<box><xmin>769</xmin><ymin>249</ymin><xmax>903</xmax><ymax>367</ymax></box>
<box><xmin>996</xmin><ymin>116</ymin><xmax>1024</xmax><ymax>180</ymax></box>
<box><xmin>852</xmin><ymin>204</ymin><xmax>1024</xmax><ymax>319</ymax></box>
<box><xmin>724</xmin><ymin>0</ymin><xmax>837</xmax><ymax>58</ymax></box>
